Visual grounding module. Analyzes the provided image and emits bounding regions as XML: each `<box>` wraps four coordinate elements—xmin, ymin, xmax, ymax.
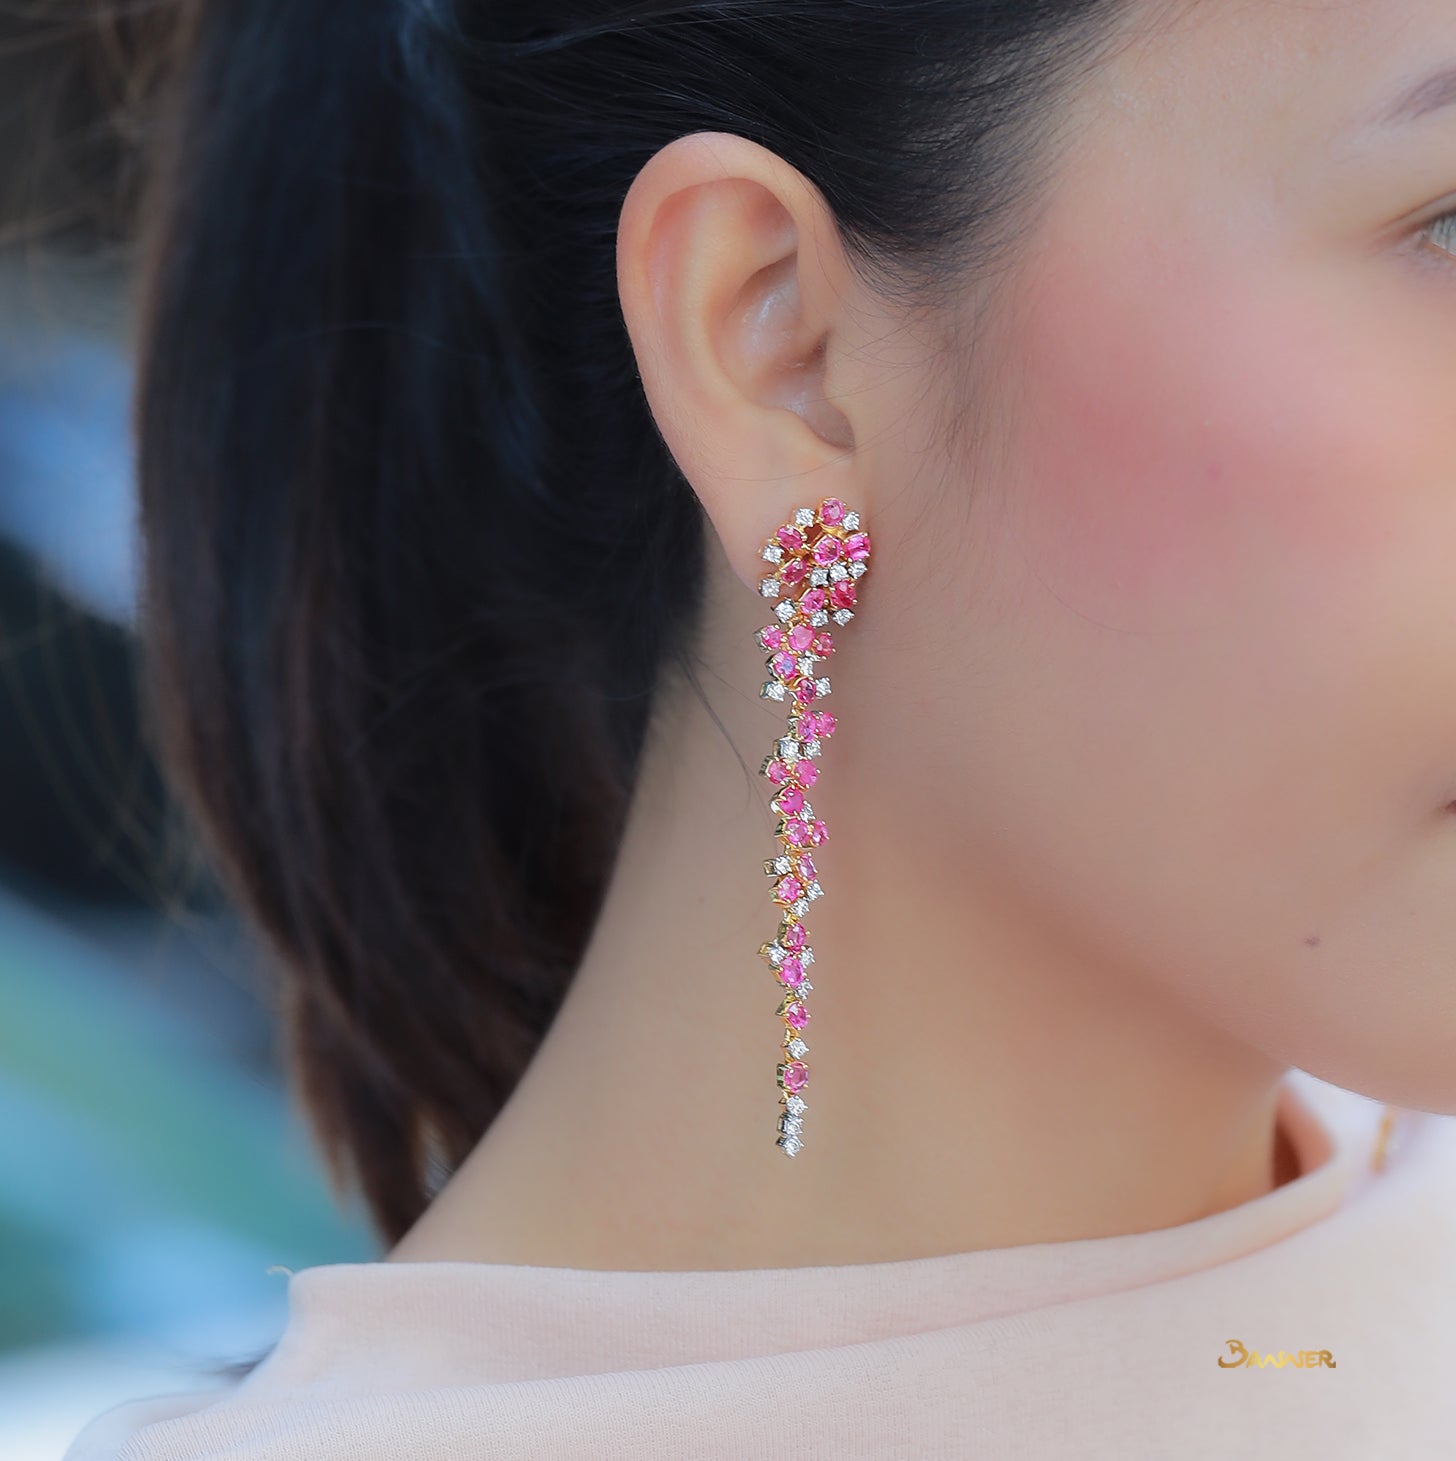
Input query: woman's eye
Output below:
<box><xmin>1416</xmin><ymin>207</ymin><xmax>1456</xmax><ymax>261</ymax></box>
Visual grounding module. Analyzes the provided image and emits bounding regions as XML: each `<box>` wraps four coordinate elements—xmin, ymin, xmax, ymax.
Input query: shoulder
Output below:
<box><xmin>60</xmin><ymin>1386</ymin><xmax>237</xmax><ymax>1461</ymax></box>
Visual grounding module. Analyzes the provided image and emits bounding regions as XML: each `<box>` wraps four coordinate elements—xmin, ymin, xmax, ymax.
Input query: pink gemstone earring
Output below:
<box><xmin>754</xmin><ymin>496</ymin><xmax>873</xmax><ymax>1157</ymax></box>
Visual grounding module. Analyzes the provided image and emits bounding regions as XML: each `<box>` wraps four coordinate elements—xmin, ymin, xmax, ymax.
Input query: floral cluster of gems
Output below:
<box><xmin>754</xmin><ymin>495</ymin><xmax>872</xmax><ymax>1157</ymax></box>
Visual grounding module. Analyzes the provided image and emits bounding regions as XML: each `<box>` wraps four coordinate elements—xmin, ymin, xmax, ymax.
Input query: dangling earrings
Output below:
<box><xmin>754</xmin><ymin>496</ymin><xmax>873</xmax><ymax>1157</ymax></box>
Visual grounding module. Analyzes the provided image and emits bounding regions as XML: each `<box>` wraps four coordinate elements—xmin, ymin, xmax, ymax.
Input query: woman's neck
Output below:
<box><xmin>388</xmin><ymin>609</ymin><xmax>1296</xmax><ymax>1272</ymax></box>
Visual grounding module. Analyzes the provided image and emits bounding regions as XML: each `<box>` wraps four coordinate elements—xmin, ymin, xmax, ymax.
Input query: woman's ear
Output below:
<box><xmin>615</xmin><ymin>130</ymin><xmax>866</xmax><ymax>596</ymax></box>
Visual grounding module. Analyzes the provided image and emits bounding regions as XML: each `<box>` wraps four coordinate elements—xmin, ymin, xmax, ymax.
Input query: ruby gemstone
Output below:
<box><xmin>782</xmin><ymin>1060</ymin><xmax>809</xmax><ymax>1093</ymax></box>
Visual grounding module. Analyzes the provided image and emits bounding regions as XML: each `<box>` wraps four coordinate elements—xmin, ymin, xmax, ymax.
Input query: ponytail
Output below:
<box><xmin>134</xmin><ymin>0</ymin><xmax>685</xmax><ymax>1242</ymax></box>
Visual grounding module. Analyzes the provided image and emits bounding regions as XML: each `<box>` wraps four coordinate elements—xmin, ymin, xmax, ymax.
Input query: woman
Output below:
<box><xmin>65</xmin><ymin>0</ymin><xmax>1456</xmax><ymax>1454</ymax></box>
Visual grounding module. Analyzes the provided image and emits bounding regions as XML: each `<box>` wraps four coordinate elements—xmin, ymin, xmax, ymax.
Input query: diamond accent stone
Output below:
<box><xmin>804</xmin><ymin>739</ymin><xmax>822</xmax><ymax>757</ymax></box>
<box><xmin>791</xmin><ymin>897</ymin><xmax>809</xmax><ymax>915</ymax></box>
<box><xmin>787</xmin><ymin>1037</ymin><xmax>808</xmax><ymax>1058</ymax></box>
<box><xmin>809</xmin><ymin>610</ymin><xmax>829</xmax><ymax>627</ymax></box>
<box><xmin>766</xmin><ymin>943</ymin><xmax>785</xmax><ymax>966</ymax></box>
<box><xmin>814</xmin><ymin>677</ymin><xmax>830</xmax><ymax>696</ymax></box>
<box><xmin>828</xmin><ymin>562</ymin><xmax>849</xmax><ymax>581</ymax></box>
<box><xmin>842</xmin><ymin>510</ymin><xmax>860</xmax><ymax>529</ymax></box>
<box><xmin>796</xmin><ymin>655</ymin><xmax>815</xmax><ymax>676</ymax></box>
<box><xmin>794</xmin><ymin>507</ymin><xmax>815</xmax><ymax>527</ymax></box>
<box><xmin>778</xmin><ymin>1133</ymin><xmax>804</xmax><ymax>1157</ymax></box>
<box><xmin>774</xmin><ymin>600</ymin><xmax>797</xmax><ymax>622</ymax></box>
<box><xmin>761</xmin><ymin>542</ymin><xmax>784</xmax><ymax>563</ymax></box>
<box><xmin>760</xmin><ymin>679</ymin><xmax>785</xmax><ymax>701</ymax></box>
<box><xmin>849</xmin><ymin>561</ymin><xmax>865</xmax><ymax>578</ymax></box>
<box><xmin>779</xmin><ymin>1113</ymin><xmax>803</xmax><ymax>1136</ymax></box>
<box><xmin>801</xmin><ymin>948</ymin><xmax>814</xmax><ymax>966</ymax></box>
<box><xmin>806</xmin><ymin>880</ymin><xmax>823</xmax><ymax>899</ymax></box>
<box><xmin>772</xmin><ymin>855</ymin><xmax>792</xmax><ymax>874</ymax></box>
<box><xmin>809</xmin><ymin>568</ymin><xmax>829</xmax><ymax>586</ymax></box>
<box><xmin>786</xmin><ymin>1094</ymin><xmax>807</xmax><ymax>1115</ymax></box>
<box><xmin>831</xmin><ymin>608</ymin><xmax>854</xmax><ymax>625</ymax></box>
<box><xmin>777</xmin><ymin>737</ymin><xmax>799</xmax><ymax>761</ymax></box>
<box><xmin>759</xmin><ymin>577</ymin><xmax>781</xmax><ymax>598</ymax></box>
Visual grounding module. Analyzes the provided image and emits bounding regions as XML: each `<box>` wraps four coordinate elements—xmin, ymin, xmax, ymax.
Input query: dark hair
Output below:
<box><xmin>132</xmin><ymin>0</ymin><xmax>1149</xmax><ymax>1246</ymax></box>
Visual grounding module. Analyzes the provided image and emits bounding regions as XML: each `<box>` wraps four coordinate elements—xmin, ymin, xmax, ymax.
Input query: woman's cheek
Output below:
<box><xmin>1003</xmin><ymin>232</ymin><xmax>1443</xmax><ymax>644</ymax></box>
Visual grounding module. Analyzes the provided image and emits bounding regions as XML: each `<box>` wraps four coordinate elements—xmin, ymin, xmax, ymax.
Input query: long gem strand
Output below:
<box><xmin>754</xmin><ymin>496</ymin><xmax>873</xmax><ymax>1156</ymax></box>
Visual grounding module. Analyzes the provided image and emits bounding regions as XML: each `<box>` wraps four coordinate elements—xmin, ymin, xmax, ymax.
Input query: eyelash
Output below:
<box><xmin>1416</xmin><ymin>207</ymin><xmax>1456</xmax><ymax>261</ymax></box>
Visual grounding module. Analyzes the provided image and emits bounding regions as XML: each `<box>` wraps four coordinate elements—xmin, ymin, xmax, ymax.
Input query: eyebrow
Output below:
<box><xmin>1369</xmin><ymin>64</ymin><xmax>1456</xmax><ymax>129</ymax></box>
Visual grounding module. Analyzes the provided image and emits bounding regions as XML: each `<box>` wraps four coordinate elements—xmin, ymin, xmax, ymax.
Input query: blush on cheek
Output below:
<box><xmin>1002</xmin><ymin>239</ymin><xmax>1432</xmax><ymax>633</ymax></box>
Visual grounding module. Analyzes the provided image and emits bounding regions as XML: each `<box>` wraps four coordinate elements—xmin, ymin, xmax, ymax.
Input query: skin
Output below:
<box><xmin>389</xmin><ymin>0</ymin><xmax>1456</xmax><ymax>1271</ymax></box>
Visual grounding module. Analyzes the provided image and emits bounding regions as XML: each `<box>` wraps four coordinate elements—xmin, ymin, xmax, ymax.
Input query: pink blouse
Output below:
<box><xmin>63</xmin><ymin>1068</ymin><xmax>1456</xmax><ymax>1458</ymax></box>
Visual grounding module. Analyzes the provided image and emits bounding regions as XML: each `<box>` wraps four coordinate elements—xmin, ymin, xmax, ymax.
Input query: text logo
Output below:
<box><xmin>1217</xmin><ymin>1339</ymin><xmax>1336</xmax><ymax>1369</ymax></box>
